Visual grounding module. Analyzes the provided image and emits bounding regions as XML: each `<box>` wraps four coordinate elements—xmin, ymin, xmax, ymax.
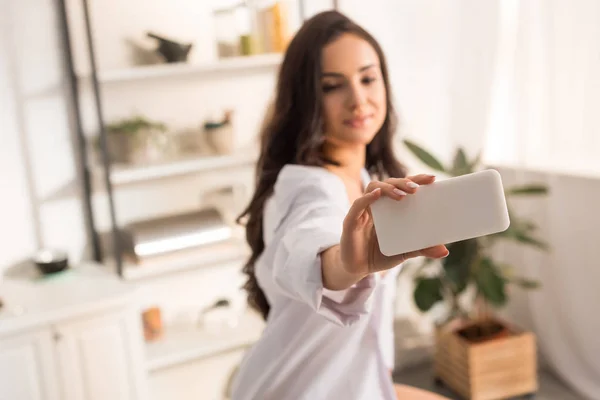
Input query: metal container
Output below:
<box><xmin>125</xmin><ymin>208</ymin><xmax>232</xmax><ymax>261</ymax></box>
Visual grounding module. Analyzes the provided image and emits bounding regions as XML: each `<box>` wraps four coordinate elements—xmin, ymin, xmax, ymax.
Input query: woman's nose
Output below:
<box><xmin>348</xmin><ymin>83</ymin><xmax>367</xmax><ymax>109</ymax></box>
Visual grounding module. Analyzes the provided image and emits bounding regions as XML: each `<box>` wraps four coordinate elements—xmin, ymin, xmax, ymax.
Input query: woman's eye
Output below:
<box><xmin>362</xmin><ymin>77</ymin><xmax>377</xmax><ymax>85</ymax></box>
<box><xmin>322</xmin><ymin>83</ymin><xmax>341</xmax><ymax>93</ymax></box>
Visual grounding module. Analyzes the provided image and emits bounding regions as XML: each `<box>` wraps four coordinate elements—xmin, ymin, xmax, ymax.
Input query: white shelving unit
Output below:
<box><xmin>98</xmin><ymin>151</ymin><xmax>257</xmax><ymax>187</ymax></box>
<box><xmin>79</xmin><ymin>53</ymin><xmax>282</xmax><ymax>84</ymax></box>
<box><xmin>145</xmin><ymin>309</ymin><xmax>264</xmax><ymax>372</ymax></box>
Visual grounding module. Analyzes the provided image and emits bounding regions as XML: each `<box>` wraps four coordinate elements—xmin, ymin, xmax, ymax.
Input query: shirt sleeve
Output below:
<box><xmin>270</xmin><ymin>182</ymin><xmax>377</xmax><ymax>327</ymax></box>
<box><xmin>377</xmin><ymin>271</ymin><xmax>398</xmax><ymax>370</ymax></box>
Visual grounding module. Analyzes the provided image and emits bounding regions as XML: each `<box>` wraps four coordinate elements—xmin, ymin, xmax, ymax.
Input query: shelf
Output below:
<box><xmin>80</xmin><ymin>53</ymin><xmax>282</xmax><ymax>84</ymax></box>
<box><xmin>145</xmin><ymin>309</ymin><xmax>264</xmax><ymax>372</ymax></box>
<box><xmin>121</xmin><ymin>239</ymin><xmax>249</xmax><ymax>281</ymax></box>
<box><xmin>98</xmin><ymin>151</ymin><xmax>257</xmax><ymax>187</ymax></box>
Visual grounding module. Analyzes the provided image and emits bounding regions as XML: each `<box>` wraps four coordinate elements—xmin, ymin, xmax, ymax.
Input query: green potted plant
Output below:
<box><xmin>94</xmin><ymin>115</ymin><xmax>172</xmax><ymax>165</ymax></box>
<box><xmin>401</xmin><ymin>139</ymin><xmax>549</xmax><ymax>400</ymax></box>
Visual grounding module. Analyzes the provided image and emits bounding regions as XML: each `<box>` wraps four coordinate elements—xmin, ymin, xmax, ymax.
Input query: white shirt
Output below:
<box><xmin>230</xmin><ymin>165</ymin><xmax>402</xmax><ymax>400</ymax></box>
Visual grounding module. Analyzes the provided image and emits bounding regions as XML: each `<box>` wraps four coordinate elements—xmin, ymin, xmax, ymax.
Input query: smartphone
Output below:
<box><xmin>370</xmin><ymin>169</ymin><xmax>510</xmax><ymax>256</ymax></box>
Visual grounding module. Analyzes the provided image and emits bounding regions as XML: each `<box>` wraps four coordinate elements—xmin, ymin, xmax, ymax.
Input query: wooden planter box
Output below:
<box><xmin>433</xmin><ymin>319</ymin><xmax>538</xmax><ymax>400</ymax></box>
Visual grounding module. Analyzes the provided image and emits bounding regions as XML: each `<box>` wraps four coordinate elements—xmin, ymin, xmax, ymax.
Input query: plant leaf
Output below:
<box><xmin>514</xmin><ymin>231</ymin><xmax>549</xmax><ymax>250</ymax></box>
<box><xmin>519</xmin><ymin>220</ymin><xmax>538</xmax><ymax>232</ymax></box>
<box><xmin>451</xmin><ymin>148</ymin><xmax>471</xmax><ymax>176</ymax></box>
<box><xmin>442</xmin><ymin>239</ymin><xmax>479</xmax><ymax>294</ymax></box>
<box><xmin>491</xmin><ymin>225</ymin><xmax>549</xmax><ymax>250</ymax></box>
<box><xmin>510</xmin><ymin>277</ymin><xmax>541</xmax><ymax>289</ymax></box>
<box><xmin>413</xmin><ymin>277</ymin><xmax>444</xmax><ymax>312</ymax></box>
<box><xmin>498</xmin><ymin>263</ymin><xmax>515</xmax><ymax>279</ymax></box>
<box><xmin>403</xmin><ymin>139</ymin><xmax>447</xmax><ymax>173</ymax></box>
<box><xmin>475</xmin><ymin>258</ymin><xmax>507</xmax><ymax>307</ymax></box>
<box><xmin>443</xmin><ymin>265</ymin><xmax>468</xmax><ymax>294</ymax></box>
<box><xmin>469</xmin><ymin>151</ymin><xmax>482</xmax><ymax>170</ymax></box>
<box><xmin>107</xmin><ymin>115</ymin><xmax>167</xmax><ymax>134</ymax></box>
<box><xmin>505</xmin><ymin>184</ymin><xmax>549</xmax><ymax>196</ymax></box>
<box><xmin>489</xmin><ymin>228</ymin><xmax>510</xmax><ymax>241</ymax></box>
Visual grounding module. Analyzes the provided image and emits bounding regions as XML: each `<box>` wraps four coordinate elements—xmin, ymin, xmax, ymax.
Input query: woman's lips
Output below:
<box><xmin>344</xmin><ymin>115</ymin><xmax>373</xmax><ymax>128</ymax></box>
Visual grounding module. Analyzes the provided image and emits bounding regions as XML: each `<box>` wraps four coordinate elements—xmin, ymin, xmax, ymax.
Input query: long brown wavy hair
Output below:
<box><xmin>236</xmin><ymin>10</ymin><xmax>406</xmax><ymax>320</ymax></box>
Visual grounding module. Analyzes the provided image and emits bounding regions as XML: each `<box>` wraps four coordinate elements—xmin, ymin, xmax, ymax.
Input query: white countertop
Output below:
<box><xmin>0</xmin><ymin>262</ymin><xmax>137</xmax><ymax>336</ymax></box>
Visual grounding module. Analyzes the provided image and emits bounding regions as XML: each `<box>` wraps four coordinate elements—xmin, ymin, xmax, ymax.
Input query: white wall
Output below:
<box><xmin>342</xmin><ymin>0</ymin><xmax>499</xmax><ymax>166</ymax></box>
<box><xmin>0</xmin><ymin>4</ymin><xmax>39</xmax><ymax>271</ymax></box>
<box><xmin>0</xmin><ymin>0</ymin><xmax>88</xmax><ymax>273</ymax></box>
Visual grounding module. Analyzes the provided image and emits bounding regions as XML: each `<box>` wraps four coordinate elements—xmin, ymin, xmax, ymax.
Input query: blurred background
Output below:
<box><xmin>0</xmin><ymin>0</ymin><xmax>598</xmax><ymax>399</ymax></box>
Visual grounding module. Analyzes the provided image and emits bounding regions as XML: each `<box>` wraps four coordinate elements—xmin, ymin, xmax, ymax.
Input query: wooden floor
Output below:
<box><xmin>393</xmin><ymin>363</ymin><xmax>584</xmax><ymax>400</ymax></box>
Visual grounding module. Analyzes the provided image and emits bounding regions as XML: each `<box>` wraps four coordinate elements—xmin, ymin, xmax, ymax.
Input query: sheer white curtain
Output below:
<box><xmin>484</xmin><ymin>0</ymin><xmax>600</xmax><ymax>177</ymax></box>
<box><xmin>485</xmin><ymin>1</ymin><xmax>600</xmax><ymax>399</ymax></box>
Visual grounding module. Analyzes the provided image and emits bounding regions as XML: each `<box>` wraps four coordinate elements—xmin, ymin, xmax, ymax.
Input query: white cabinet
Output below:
<box><xmin>0</xmin><ymin>264</ymin><xmax>149</xmax><ymax>400</ymax></box>
<box><xmin>53</xmin><ymin>311</ymin><xmax>148</xmax><ymax>400</ymax></box>
<box><xmin>0</xmin><ymin>311</ymin><xmax>148</xmax><ymax>400</ymax></box>
<box><xmin>0</xmin><ymin>330</ymin><xmax>60</xmax><ymax>400</ymax></box>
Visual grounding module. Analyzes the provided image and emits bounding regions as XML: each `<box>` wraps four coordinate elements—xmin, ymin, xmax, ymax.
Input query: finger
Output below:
<box><xmin>406</xmin><ymin>174</ymin><xmax>436</xmax><ymax>185</ymax></box>
<box><xmin>419</xmin><ymin>245</ymin><xmax>450</xmax><ymax>259</ymax></box>
<box><xmin>389</xmin><ymin>245</ymin><xmax>449</xmax><ymax>264</ymax></box>
<box><xmin>365</xmin><ymin>181</ymin><xmax>407</xmax><ymax>200</ymax></box>
<box><xmin>383</xmin><ymin>177</ymin><xmax>423</xmax><ymax>194</ymax></box>
<box><xmin>344</xmin><ymin>187</ymin><xmax>382</xmax><ymax>229</ymax></box>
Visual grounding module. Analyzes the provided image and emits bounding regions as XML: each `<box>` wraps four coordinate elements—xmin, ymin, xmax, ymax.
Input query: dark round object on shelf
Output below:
<box><xmin>33</xmin><ymin>249</ymin><xmax>69</xmax><ymax>275</ymax></box>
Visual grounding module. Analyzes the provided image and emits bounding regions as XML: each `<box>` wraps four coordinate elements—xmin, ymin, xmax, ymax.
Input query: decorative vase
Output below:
<box><xmin>104</xmin><ymin>127</ymin><xmax>176</xmax><ymax>165</ymax></box>
<box><xmin>205</xmin><ymin>125</ymin><xmax>235</xmax><ymax>155</ymax></box>
<box><xmin>204</xmin><ymin>110</ymin><xmax>235</xmax><ymax>155</ymax></box>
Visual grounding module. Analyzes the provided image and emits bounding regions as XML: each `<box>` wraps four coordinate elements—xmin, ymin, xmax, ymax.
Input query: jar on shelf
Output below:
<box><xmin>214</xmin><ymin>4</ymin><xmax>241</xmax><ymax>58</ymax></box>
<box><xmin>235</xmin><ymin>2</ymin><xmax>258</xmax><ymax>55</ymax></box>
<box><xmin>214</xmin><ymin>1</ymin><xmax>260</xmax><ymax>58</ymax></box>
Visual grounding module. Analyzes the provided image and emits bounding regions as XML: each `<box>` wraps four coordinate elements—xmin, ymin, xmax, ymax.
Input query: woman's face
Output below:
<box><xmin>320</xmin><ymin>33</ymin><xmax>387</xmax><ymax>147</ymax></box>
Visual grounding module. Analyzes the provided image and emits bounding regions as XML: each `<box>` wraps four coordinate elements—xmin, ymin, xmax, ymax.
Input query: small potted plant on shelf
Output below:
<box><xmin>401</xmin><ymin>139</ymin><xmax>549</xmax><ymax>400</ymax></box>
<box><xmin>94</xmin><ymin>115</ymin><xmax>174</xmax><ymax>165</ymax></box>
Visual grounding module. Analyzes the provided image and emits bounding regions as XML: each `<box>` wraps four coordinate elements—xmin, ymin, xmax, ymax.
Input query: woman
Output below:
<box><xmin>232</xmin><ymin>10</ymin><xmax>449</xmax><ymax>400</ymax></box>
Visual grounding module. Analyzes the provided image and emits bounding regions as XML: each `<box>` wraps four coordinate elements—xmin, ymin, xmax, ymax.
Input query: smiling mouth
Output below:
<box><xmin>344</xmin><ymin>115</ymin><xmax>373</xmax><ymax>128</ymax></box>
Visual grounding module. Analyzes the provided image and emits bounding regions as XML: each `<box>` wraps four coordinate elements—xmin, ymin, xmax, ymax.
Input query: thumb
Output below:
<box><xmin>343</xmin><ymin>188</ymin><xmax>382</xmax><ymax>230</ymax></box>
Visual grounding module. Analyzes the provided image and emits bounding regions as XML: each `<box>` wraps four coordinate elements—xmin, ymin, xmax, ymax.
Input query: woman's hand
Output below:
<box><xmin>340</xmin><ymin>174</ymin><xmax>449</xmax><ymax>277</ymax></box>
